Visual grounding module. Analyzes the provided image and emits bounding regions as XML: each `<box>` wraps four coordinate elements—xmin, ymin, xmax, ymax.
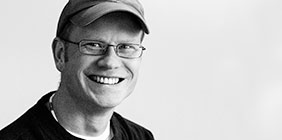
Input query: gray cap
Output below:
<box><xmin>56</xmin><ymin>0</ymin><xmax>149</xmax><ymax>36</ymax></box>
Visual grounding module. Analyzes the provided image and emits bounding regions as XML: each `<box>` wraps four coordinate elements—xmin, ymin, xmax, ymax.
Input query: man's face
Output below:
<box><xmin>59</xmin><ymin>13</ymin><xmax>143</xmax><ymax>109</ymax></box>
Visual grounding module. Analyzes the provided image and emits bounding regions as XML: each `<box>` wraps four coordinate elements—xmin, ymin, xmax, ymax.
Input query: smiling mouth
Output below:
<box><xmin>88</xmin><ymin>75</ymin><xmax>125</xmax><ymax>85</ymax></box>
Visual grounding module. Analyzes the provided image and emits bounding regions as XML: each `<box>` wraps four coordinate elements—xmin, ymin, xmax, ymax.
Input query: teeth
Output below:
<box><xmin>92</xmin><ymin>76</ymin><xmax>120</xmax><ymax>85</ymax></box>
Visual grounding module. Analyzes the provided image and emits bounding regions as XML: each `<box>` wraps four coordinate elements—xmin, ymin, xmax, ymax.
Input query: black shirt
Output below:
<box><xmin>0</xmin><ymin>92</ymin><xmax>154</xmax><ymax>140</ymax></box>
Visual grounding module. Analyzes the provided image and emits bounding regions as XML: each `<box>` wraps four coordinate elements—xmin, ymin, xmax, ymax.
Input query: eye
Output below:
<box><xmin>118</xmin><ymin>44</ymin><xmax>139</xmax><ymax>51</ymax></box>
<box><xmin>82</xmin><ymin>42</ymin><xmax>103</xmax><ymax>50</ymax></box>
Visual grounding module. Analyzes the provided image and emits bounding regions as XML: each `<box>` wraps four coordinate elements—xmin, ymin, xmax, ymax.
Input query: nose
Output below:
<box><xmin>96</xmin><ymin>46</ymin><xmax>122</xmax><ymax>69</ymax></box>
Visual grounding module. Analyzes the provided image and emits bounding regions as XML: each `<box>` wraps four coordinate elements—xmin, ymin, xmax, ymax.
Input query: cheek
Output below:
<box><xmin>63</xmin><ymin>56</ymin><xmax>92</xmax><ymax>81</ymax></box>
<box><xmin>126</xmin><ymin>59</ymin><xmax>142</xmax><ymax>80</ymax></box>
<box><xmin>127</xmin><ymin>63</ymin><xmax>140</xmax><ymax>96</ymax></box>
<box><xmin>62</xmin><ymin>57</ymin><xmax>94</xmax><ymax>95</ymax></box>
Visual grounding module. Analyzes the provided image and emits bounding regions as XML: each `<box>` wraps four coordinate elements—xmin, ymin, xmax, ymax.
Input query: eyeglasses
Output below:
<box><xmin>61</xmin><ymin>38</ymin><xmax>146</xmax><ymax>59</ymax></box>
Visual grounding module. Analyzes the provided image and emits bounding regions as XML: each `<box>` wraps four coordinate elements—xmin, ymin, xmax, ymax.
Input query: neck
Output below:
<box><xmin>52</xmin><ymin>88</ymin><xmax>114</xmax><ymax>137</ymax></box>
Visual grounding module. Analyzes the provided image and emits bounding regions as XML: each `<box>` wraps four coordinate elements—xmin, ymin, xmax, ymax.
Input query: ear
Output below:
<box><xmin>52</xmin><ymin>37</ymin><xmax>66</xmax><ymax>72</ymax></box>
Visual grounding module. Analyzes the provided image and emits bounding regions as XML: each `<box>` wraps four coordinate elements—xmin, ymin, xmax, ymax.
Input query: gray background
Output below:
<box><xmin>1</xmin><ymin>0</ymin><xmax>282</xmax><ymax>139</ymax></box>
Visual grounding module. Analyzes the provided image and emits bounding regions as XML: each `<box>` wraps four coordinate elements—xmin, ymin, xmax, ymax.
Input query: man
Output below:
<box><xmin>0</xmin><ymin>0</ymin><xmax>153</xmax><ymax>139</ymax></box>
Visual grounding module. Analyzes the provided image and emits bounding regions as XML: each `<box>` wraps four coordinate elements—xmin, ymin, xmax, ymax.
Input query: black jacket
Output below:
<box><xmin>0</xmin><ymin>92</ymin><xmax>154</xmax><ymax>140</ymax></box>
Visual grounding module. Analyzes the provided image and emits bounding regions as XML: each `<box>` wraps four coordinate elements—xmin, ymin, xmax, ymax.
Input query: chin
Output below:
<box><xmin>83</xmin><ymin>87</ymin><xmax>130</xmax><ymax>108</ymax></box>
<box><xmin>79</xmin><ymin>72</ymin><xmax>136</xmax><ymax>109</ymax></box>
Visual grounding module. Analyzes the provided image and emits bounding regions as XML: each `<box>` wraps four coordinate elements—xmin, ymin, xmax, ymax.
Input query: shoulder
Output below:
<box><xmin>0</xmin><ymin>107</ymin><xmax>39</xmax><ymax>140</ymax></box>
<box><xmin>0</xmin><ymin>92</ymin><xmax>55</xmax><ymax>140</ymax></box>
<box><xmin>111</xmin><ymin>112</ymin><xmax>154</xmax><ymax>140</ymax></box>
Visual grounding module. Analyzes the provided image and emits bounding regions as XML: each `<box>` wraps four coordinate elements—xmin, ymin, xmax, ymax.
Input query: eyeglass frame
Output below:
<box><xmin>60</xmin><ymin>38</ymin><xmax>146</xmax><ymax>59</ymax></box>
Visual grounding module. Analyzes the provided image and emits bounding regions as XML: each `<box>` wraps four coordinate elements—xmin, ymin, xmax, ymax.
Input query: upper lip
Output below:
<box><xmin>87</xmin><ymin>74</ymin><xmax>125</xmax><ymax>79</ymax></box>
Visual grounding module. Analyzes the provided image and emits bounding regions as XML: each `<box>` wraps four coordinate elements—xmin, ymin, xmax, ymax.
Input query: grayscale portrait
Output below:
<box><xmin>1</xmin><ymin>0</ymin><xmax>282</xmax><ymax>140</ymax></box>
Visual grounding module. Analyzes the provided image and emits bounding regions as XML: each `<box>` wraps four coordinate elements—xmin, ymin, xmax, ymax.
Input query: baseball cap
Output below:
<box><xmin>56</xmin><ymin>0</ymin><xmax>149</xmax><ymax>37</ymax></box>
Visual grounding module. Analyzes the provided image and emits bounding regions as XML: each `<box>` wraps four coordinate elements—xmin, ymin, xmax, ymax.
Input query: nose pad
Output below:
<box><xmin>96</xmin><ymin>47</ymin><xmax>122</xmax><ymax>69</ymax></box>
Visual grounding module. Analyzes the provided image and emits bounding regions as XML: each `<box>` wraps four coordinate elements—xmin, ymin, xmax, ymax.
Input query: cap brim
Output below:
<box><xmin>70</xmin><ymin>2</ymin><xmax>149</xmax><ymax>34</ymax></box>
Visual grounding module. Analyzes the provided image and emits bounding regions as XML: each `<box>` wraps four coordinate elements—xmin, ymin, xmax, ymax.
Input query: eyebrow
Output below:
<box><xmin>82</xmin><ymin>37</ymin><xmax>140</xmax><ymax>44</ymax></box>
